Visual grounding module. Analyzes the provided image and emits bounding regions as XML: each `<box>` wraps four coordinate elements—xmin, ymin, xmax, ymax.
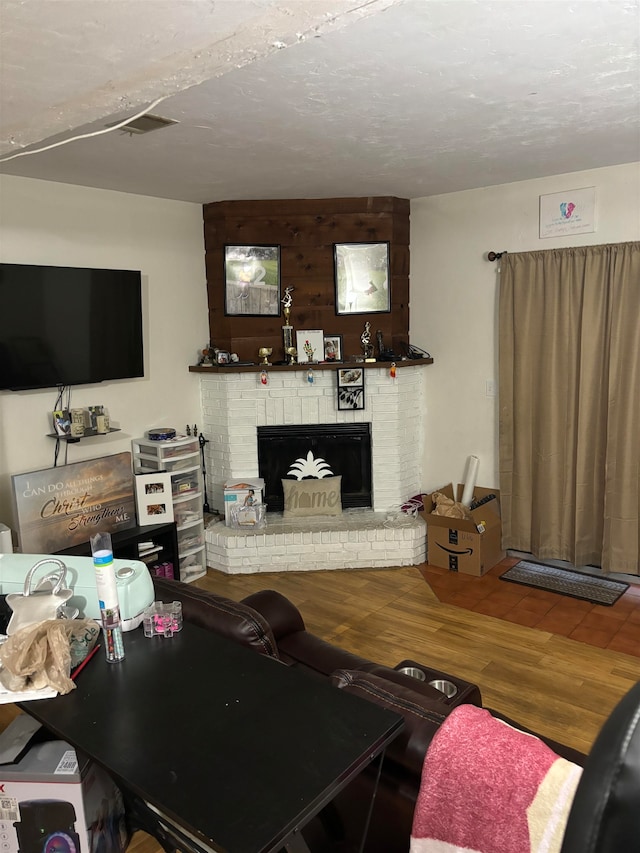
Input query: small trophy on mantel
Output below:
<box><xmin>361</xmin><ymin>321</ymin><xmax>376</xmax><ymax>362</ymax></box>
<box><xmin>281</xmin><ymin>286</ymin><xmax>295</xmax><ymax>362</ymax></box>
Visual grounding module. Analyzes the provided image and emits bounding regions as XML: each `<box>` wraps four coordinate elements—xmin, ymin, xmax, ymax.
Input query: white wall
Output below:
<box><xmin>410</xmin><ymin>162</ymin><xmax>640</xmax><ymax>493</ymax></box>
<box><xmin>0</xmin><ymin>175</ymin><xmax>208</xmax><ymax>528</ymax></box>
<box><xmin>2</xmin><ymin>165</ymin><xmax>638</xmax><ymax>533</ymax></box>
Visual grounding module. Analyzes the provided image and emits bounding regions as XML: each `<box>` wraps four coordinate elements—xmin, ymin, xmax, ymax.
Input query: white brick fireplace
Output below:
<box><xmin>197</xmin><ymin>364</ymin><xmax>427</xmax><ymax>573</ymax></box>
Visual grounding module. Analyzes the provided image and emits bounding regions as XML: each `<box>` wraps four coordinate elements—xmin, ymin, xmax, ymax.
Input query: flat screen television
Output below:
<box><xmin>0</xmin><ymin>263</ymin><xmax>144</xmax><ymax>391</ymax></box>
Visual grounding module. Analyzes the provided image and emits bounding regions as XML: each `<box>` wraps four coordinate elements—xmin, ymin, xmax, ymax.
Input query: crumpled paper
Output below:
<box><xmin>0</xmin><ymin>618</ymin><xmax>100</xmax><ymax>695</ymax></box>
<box><xmin>430</xmin><ymin>491</ymin><xmax>472</xmax><ymax>520</ymax></box>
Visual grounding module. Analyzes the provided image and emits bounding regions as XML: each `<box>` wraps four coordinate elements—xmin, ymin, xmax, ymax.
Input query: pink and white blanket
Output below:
<box><xmin>410</xmin><ymin>705</ymin><xmax>582</xmax><ymax>853</ymax></box>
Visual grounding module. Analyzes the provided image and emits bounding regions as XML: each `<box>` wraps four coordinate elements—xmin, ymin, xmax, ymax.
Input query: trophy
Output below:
<box><xmin>281</xmin><ymin>286</ymin><xmax>295</xmax><ymax>361</ymax></box>
<box><xmin>258</xmin><ymin>347</ymin><xmax>273</xmax><ymax>365</ymax></box>
<box><xmin>361</xmin><ymin>321</ymin><xmax>376</xmax><ymax>362</ymax></box>
<box><xmin>285</xmin><ymin>346</ymin><xmax>298</xmax><ymax>365</ymax></box>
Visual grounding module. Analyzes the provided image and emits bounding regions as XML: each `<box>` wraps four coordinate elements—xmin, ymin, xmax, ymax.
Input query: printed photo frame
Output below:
<box><xmin>337</xmin><ymin>367</ymin><xmax>365</xmax><ymax>410</ymax></box>
<box><xmin>323</xmin><ymin>334</ymin><xmax>343</xmax><ymax>362</ymax></box>
<box><xmin>334</xmin><ymin>242</ymin><xmax>391</xmax><ymax>315</ymax></box>
<box><xmin>224</xmin><ymin>245</ymin><xmax>281</xmax><ymax>316</ymax></box>
<box><xmin>135</xmin><ymin>472</ymin><xmax>175</xmax><ymax>526</ymax></box>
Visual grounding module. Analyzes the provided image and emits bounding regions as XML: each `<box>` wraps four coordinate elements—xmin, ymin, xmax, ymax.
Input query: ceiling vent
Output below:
<box><xmin>109</xmin><ymin>114</ymin><xmax>178</xmax><ymax>135</ymax></box>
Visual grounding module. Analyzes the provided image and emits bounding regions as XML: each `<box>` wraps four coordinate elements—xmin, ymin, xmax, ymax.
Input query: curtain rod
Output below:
<box><xmin>487</xmin><ymin>251</ymin><xmax>507</xmax><ymax>262</ymax></box>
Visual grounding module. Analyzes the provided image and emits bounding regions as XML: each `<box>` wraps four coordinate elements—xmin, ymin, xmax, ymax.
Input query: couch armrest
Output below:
<box><xmin>152</xmin><ymin>577</ymin><xmax>279</xmax><ymax>657</ymax></box>
<box><xmin>240</xmin><ymin>589</ymin><xmax>305</xmax><ymax>638</ymax></box>
<box><xmin>331</xmin><ymin>669</ymin><xmax>453</xmax><ymax>778</ymax></box>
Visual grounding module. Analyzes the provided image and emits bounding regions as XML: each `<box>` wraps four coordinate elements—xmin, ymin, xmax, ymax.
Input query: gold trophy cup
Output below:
<box><xmin>258</xmin><ymin>347</ymin><xmax>273</xmax><ymax>366</ymax></box>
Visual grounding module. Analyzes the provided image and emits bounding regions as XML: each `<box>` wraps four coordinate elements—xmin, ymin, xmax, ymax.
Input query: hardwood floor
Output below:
<box><xmin>3</xmin><ymin>562</ymin><xmax>639</xmax><ymax>853</ymax></box>
<box><xmin>421</xmin><ymin>556</ymin><xmax>640</xmax><ymax>657</ymax></box>
<box><xmin>194</xmin><ymin>563</ymin><xmax>639</xmax><ymax>756</ymax></box>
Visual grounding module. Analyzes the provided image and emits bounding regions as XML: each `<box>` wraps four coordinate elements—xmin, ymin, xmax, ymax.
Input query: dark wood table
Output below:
<box><xmin>20</xmin><ymin>622</ymin><xmax>403</xmax><ymax>853</ymax></box>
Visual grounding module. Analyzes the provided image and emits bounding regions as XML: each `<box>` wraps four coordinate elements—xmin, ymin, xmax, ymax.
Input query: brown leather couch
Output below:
<box><xmin>153</xmin><ymin>577</ymin><xmax>599</xmax><ymax>852</ymax></box>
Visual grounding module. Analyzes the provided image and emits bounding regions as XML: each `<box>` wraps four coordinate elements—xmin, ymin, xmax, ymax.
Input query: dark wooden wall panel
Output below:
<box><xmin>202</xmin><ymin>197</ymin><xmax>410</xmax><ymax>363</ymax></box>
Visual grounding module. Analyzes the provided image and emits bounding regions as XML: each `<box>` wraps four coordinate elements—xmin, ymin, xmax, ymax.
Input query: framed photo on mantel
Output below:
<box><xmin>323</xmin><ymin>334</ymin><xmax>343</xmax><ymax>363</ymax></box>
<box><xmin>296</xmin><ymin>329</ymin><xmax>324</xmax><ymax>364</ymax></box>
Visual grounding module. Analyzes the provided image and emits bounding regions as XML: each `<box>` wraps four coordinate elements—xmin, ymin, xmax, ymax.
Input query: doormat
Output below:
<box><xmin>500</xmin><ymin>560</ymin><xmax>629</xmax><ymax>606</ymax></box>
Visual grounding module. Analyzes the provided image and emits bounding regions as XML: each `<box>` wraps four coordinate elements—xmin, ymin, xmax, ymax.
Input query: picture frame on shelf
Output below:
<box><xmin>52</xmin><ymin>409</ymin><xmax>72</xmax><ymax>437</ymax></box>
<box><xmin>337</xmin><ymin>367</ymin><xmax>365</xmax><ymax>411</ymax></box>
<box><xmin>323</xmin><ymin>334</ymin><xmax>343</xmax><ymax>363</ymax></box>
<box><xmin>224</xmin><ymin>245</ymin><xmax>281</xmax><ymax>316</ymax></box>
<box><xmin>296</xmin><ymin>329</ymin><xmax>324</xmax><ymax>364</ymax></box>
<box><xmin>334</xmin><ymin>242</ymin><xmax>391</xmax><ymax>315</ymax></box>
<box><xmin>135</xmin><ymin>472</ymin><xmax>175</xmax><ymax>527</ymax></box>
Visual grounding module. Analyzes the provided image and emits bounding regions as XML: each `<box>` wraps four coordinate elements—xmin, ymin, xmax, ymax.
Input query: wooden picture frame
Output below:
<box><xmin>323</xmin><ymin>334</ymin><xmax>343</xmax><ymax>363</ymax></box>
<box><xmin>337</xmin><ymin>367</ymin><xmax>365</xmax><ymax>410</ymax></box>
<box><xmin>334</xmin><ymin>242</ymin><xmax>391</xmax><ymax>315</ymax></box>
<box><xmin>224</xmin><ymin>245</ymin><xmax>281</xmax><ymax>316</ymax></box>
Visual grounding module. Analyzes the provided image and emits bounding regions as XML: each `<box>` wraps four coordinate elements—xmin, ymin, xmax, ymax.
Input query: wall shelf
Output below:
<box><xmin>47</xmin><ymin>427</ymin><xmax>121</xmax><ymax>443</ymax></box>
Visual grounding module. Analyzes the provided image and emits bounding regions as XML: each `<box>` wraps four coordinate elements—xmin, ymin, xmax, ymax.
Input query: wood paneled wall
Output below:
<box><xmin>202</xmin><ymin>197</ymin><xmax>410</xmax><ymax>363</ymax></box>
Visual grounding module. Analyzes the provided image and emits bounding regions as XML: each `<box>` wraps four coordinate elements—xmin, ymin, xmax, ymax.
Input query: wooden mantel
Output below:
<box><xmin>189</xmin><ymin>357</ymin><xmax>433</xmax><ymax>376</ymax></box>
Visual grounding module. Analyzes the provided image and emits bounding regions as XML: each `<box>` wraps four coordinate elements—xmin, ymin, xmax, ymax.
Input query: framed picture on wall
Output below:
<box><xmin>337</xmin><ymin>367</ymin><xmax>365</xmax><ymax>410</ymax></box>
<box><xmin>323</xmin><ymin>334</ymin><xmax>343</xmax><ymax>362</ymax></box>
<box><xmin>224</xmin><ymin>245</ymin><xmax>281</xmax><ymax>316</ymax></box>
<box><xmin>334</xmin><ymin>242</ymin><xmax>391</xmax><ymax>315</ymax></box>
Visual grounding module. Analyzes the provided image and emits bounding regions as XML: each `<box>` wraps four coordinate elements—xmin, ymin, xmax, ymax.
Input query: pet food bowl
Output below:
<box><xmin>429</xmin><ymin>679</ymin><xmax>458</xmax><ymax>698</ymax></box>
<box><xmin>397</xmin><ymin>666</ymin><xmax>426</xmax><ymax>681</ymax></box>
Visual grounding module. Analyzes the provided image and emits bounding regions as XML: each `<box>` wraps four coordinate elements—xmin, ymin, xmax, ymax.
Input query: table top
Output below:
<box><xmin>21</xmin><ymin>622</ymin><xmax>403</xmax><ymax>853</ymax></box>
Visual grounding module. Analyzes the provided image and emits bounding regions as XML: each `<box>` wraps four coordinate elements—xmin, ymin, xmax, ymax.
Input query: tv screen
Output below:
<box><xmin>0</xmin><ymin>263</ymin><xmax>144</xmax><ymax>390</ymax></box>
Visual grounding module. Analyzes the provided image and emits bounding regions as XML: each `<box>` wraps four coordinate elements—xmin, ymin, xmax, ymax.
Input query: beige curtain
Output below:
<box><xmin>499</xmin><ymin>242</ymin><xmax>640</xmax><ymax>575</ymax></box>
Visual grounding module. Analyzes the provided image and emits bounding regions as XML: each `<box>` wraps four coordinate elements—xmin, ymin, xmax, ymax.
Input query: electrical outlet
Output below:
<box><xmin>485</xmin><ymin>379</ymin><xmax>497</xmax><ymax>397</ymax></box>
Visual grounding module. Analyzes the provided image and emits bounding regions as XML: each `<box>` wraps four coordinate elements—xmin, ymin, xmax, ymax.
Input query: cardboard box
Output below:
<box><xmin>223</xmin><ymin>477</ymin><xmax>265</xmax><ymax>525</ymax></box>
<box><xmin>422</xmin><ymin>483</ymin><xmax>504</xmax><ymax>576</ymax></box>
<box><xmin>0</xmin><ymin>734</ymin><xmax>128</xmax><ymax>853</ymax></box>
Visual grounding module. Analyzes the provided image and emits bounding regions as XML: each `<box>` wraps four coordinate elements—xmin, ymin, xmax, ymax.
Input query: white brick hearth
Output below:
<box><xmin>198</xmin><ymin>364</ymin><xmax>426</xmax><ymax>573</ymax></box>
<box><xmin>205</xmin><ymin>509</ymin><xmax>426</xmax><ymax>574</ymax></box>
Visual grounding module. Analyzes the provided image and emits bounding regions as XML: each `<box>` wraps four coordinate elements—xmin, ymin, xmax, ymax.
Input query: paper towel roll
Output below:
<box><xmin>461</xmin><ymin>456</ymin><xmax>479</xmax><ymax>507</ymax></box>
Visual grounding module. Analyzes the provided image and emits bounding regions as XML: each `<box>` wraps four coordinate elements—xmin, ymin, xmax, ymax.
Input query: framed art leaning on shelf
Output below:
<box><xmin>134</xmin><ymin>472</ymin><xmax>175</xmax><ymax>526</ymax></box>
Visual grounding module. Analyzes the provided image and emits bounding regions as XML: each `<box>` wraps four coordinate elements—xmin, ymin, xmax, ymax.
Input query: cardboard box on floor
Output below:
<box><xmin>0</xmin><ymin>729</ymin><xmax>128</xmax><ymax>853</ymax></box>
<box><xmin>421</xmin><ymin>483</ymin><xmax>504</xmax><ymax>576</ymax></box>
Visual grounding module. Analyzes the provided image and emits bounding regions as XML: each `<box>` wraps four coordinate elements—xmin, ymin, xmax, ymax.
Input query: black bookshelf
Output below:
<box><xmin>57</xmin><ymin>522</ymin><xmax>179</xmax><ymax>580</ymax></box>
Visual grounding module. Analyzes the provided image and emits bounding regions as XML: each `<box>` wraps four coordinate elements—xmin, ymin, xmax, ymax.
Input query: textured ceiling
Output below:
<box><xmin>1</xmin><ymin>0</ymin><xmax>639</xmax><ymax>203</ymax></box>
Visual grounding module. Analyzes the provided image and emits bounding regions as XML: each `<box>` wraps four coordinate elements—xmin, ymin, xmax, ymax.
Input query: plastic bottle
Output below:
<box><xmin>90</xmin><ymin>531</ymin><xmax>125</xmax><ymax>663</ymax></box>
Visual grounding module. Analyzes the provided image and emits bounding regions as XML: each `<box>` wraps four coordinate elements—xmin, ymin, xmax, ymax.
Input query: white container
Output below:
<box><xmin>223</xmin><ymin>477</ymin><xmax>265</xmax><ymax>526</ymax></box>
<box><xmin>132</xmin><ymin>435</ymin><xmax>206</xmax><ymax>583</ymax></box>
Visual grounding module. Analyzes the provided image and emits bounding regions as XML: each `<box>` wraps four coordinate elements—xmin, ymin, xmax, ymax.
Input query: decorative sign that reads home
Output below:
<box><xmin>11</xmin><ymin>451</ymin><xmax>136</xmax><ymax>553</ymax></box>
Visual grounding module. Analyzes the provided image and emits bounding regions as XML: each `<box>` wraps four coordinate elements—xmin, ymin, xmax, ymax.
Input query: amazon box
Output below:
<box><xmin>423</xmin><ymin>484</ymin><xmax>504</xmax><ymax>576</ymax></box>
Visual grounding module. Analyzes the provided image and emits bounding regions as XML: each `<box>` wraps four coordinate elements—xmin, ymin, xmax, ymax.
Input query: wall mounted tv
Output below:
<box><xmin>0</xmin><ymin>263</ymin><xmax>144</xmax><ymax>391</ymax></box>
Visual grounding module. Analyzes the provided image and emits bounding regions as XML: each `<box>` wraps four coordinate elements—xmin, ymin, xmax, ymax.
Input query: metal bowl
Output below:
<box><xmin>428</xmin><ymin>679</ymin><xmax>458</xmax><ymax>698</ymax></box>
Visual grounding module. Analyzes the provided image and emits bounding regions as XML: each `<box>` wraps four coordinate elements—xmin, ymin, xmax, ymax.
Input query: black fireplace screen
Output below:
<box><xmin>257</xmin><ymin>423</ymin><xmax>372</xmax><ymax>512</ymax></box>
